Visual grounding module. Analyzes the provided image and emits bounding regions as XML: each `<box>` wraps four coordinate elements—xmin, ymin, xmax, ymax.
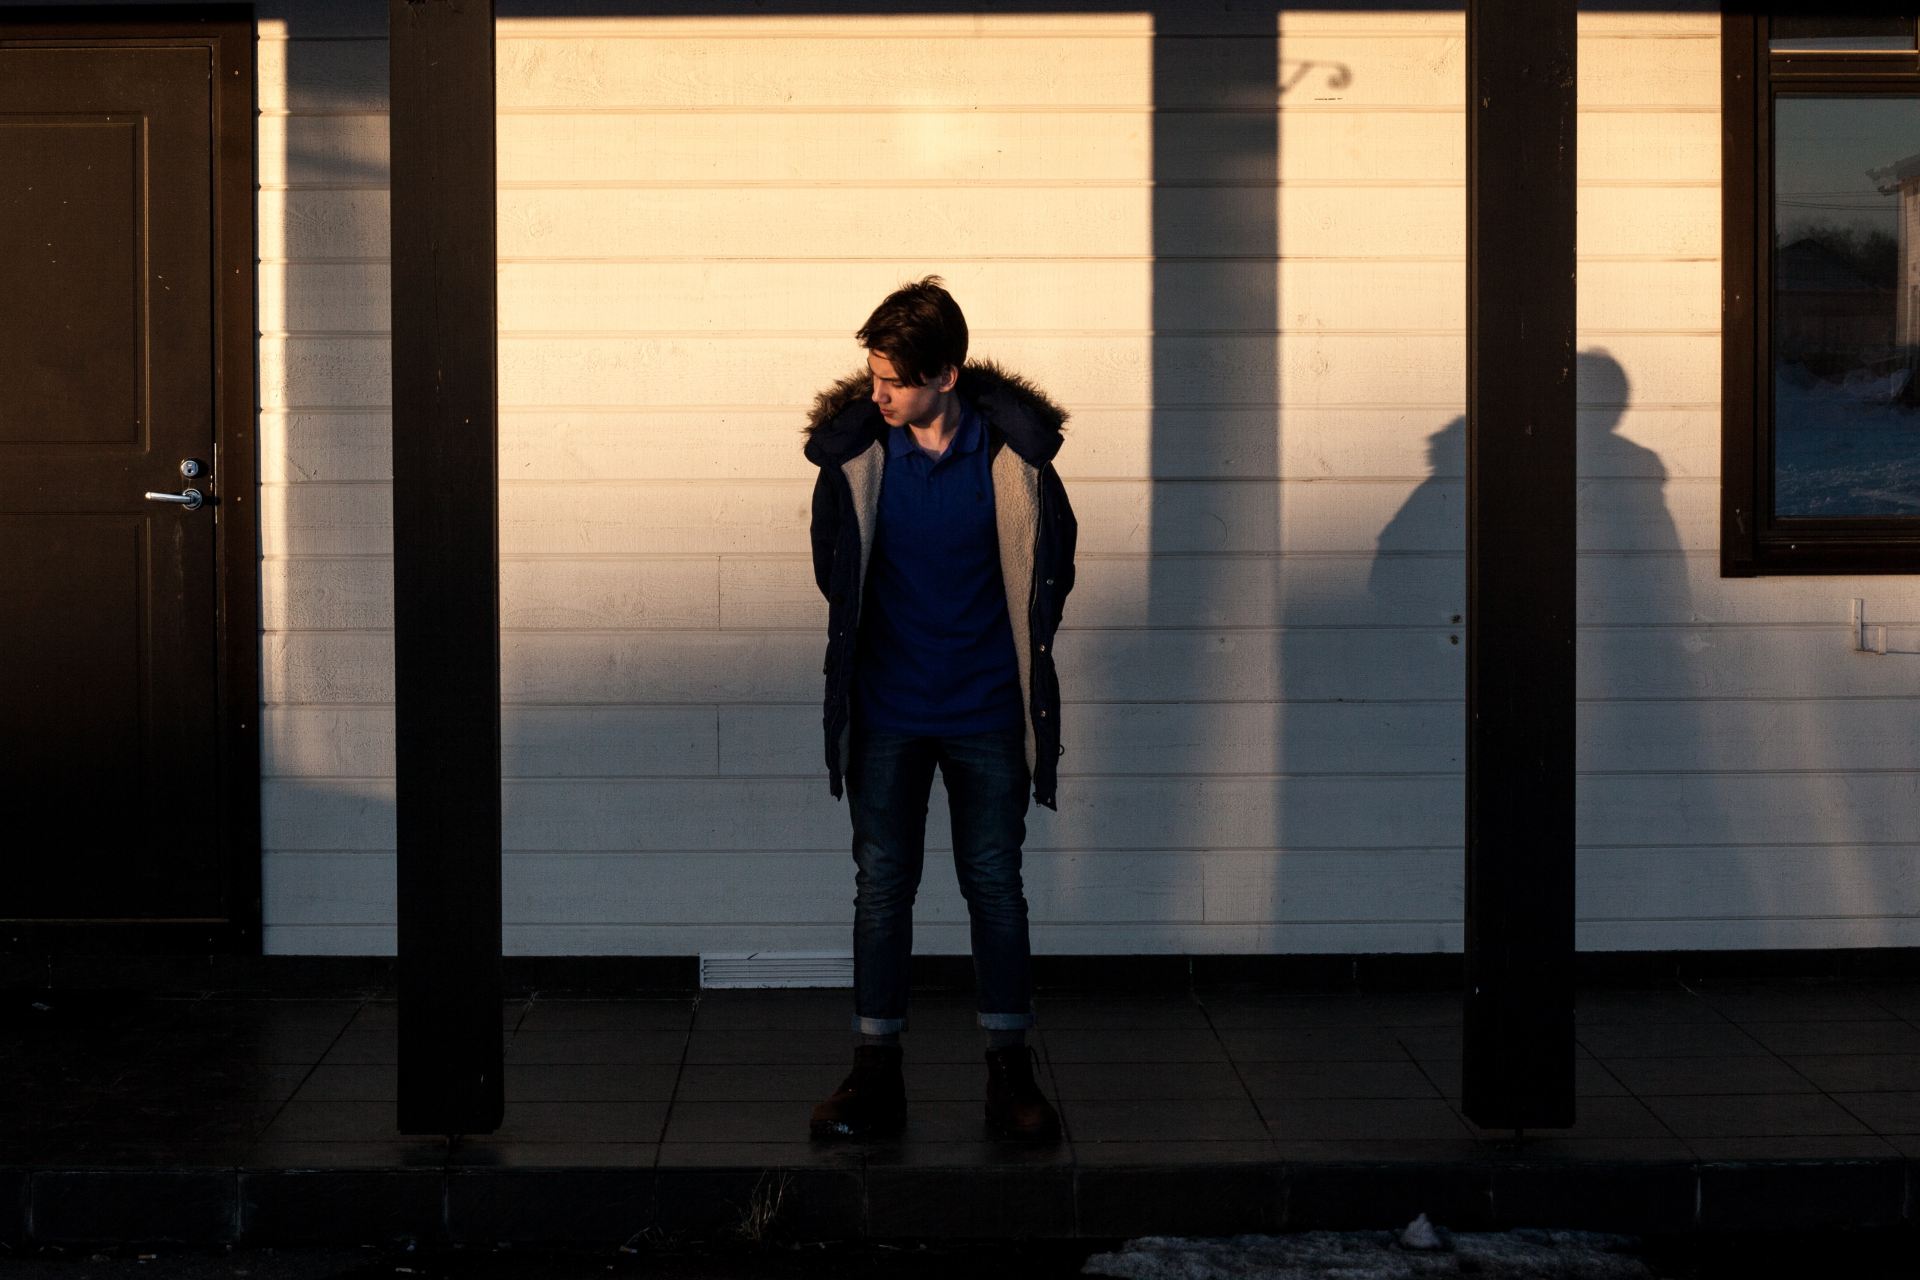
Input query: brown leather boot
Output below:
<box><xmin>984</xmin><ymin>1044</ymin><xmax>1061</xmax><ymax>1143</ymax></box>
<box><xmin>809</xmin><ymin>1043</ymin><xmax>906</xmax><ymax>1139</ymax></box>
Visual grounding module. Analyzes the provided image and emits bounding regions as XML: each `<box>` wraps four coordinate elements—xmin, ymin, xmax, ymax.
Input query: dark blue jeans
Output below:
<box><xmin>845</xmin><ymin>721</ymin><xmax>1036</xmax><ymax>1034</ymax></box>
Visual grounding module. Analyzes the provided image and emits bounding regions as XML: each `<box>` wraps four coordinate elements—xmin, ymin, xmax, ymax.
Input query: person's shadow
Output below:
<box><xmin>1367</xmin><ymin>350</ymin><xmax>1692</xmax><ymax>926</ymax></box>
<box><xmin>1371</xmin><ymin>349</ymin><xmax>1683</xmax><ymax>601</ymax></box>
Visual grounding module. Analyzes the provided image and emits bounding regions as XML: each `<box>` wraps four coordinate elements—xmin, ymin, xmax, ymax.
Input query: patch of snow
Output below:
<box><xmin>1397</xmin><ymin>1214</ymin><xmax>1445</xmax><ymax>1252</ymax></box>
<box><xmin>1080</xmin><ymin>1225</ymin><xmax>1651</xmax><ymax>1280</ymax></box>
<box><xmin>1774</xmin><ymin>362</ymin><xmax>1920</xmax><ymax>516</ymax></box>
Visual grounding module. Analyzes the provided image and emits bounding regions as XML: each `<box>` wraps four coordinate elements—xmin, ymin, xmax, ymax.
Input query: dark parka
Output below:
<box><xmin>804</xmin><ymin>360</ymin><xmax>1078</xmax><ymax>809</ymax></box>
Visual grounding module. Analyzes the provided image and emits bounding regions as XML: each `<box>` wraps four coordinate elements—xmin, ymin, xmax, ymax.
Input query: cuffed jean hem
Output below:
<box><xmin>852</xmin><ymin>1013</ymin><xmax>907</xmax><ymax>1035</ymax></box>
<box><xmin>977</xmin><ymin>1010</ymin><xmax>1036</xmax><ymax>1030</ymax></box>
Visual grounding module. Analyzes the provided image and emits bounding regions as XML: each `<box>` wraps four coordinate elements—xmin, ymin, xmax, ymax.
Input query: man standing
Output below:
<box><xmin>802</xmin><ymin>277</ymin><xmax>1077</xmax><ymax>1143</ymax></box>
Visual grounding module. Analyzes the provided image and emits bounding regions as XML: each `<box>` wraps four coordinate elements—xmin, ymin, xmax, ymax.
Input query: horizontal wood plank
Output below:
<box><xmin>717</xmin><ymin>701</ymin><xmax>1461</xmax><ymax>778</ymax></box>
<box><xmin>263</xmin><ymin>186</ymin><xmax>1716</xmax><ymax>263</ymax></box>
<box><xmin>268</xmin><ymin>259</ymin><xmax>1720</xmax><ymax>337</ymax></box>
<box><xmin>263</xmin><ymin>704</ymin><xmax>719</xmax><ymax>778</ymax></box>
<box><xmin>261</xmin><ymin>403</ymin><xmax>1722</xmax><ymax>485</ymax></box>
<box><xmin>261</xmin><ymin>919</ymin><xmax>1473</xmax><ymax>957</ymax></box>
<box><xmin>262</xmin><ymin>774</ymin><xmax>1465</xmax><ymax>852</ymax></box>
<box><xmin>719</xmin><ymin>555</ymin><xmax>1466</xmax><ymax>631</ymax></box>
<box><xmin>263</xmin><ymin>628</ymin><xmax>1463</xmax><ymax>706</ymax></box>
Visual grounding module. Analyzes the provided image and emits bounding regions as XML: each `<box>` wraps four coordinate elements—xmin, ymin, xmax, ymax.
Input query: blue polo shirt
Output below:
<box><xmin>853</xmin><ymin>403</ymin><xmax>1024</xmax><ymax>736</ymax></box>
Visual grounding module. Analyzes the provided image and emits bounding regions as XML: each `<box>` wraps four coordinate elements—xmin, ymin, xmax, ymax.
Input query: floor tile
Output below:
<box><xmin>690</xmin><ymin>990</ymin><xmax>858</xmax><ymax>1031</ymax></box>
<box><xmin>293</xmin><ymin>1065</ymin><xmax>396</xmax><ymax>1102</ymax></box>
<box><xmin>1741</xmin><ymin>1020</ymin><xmax>1920</xmax><ymax>1057</ymax></box>
<box><xmin>1642</xmin><ymin>1092</ymin><xmax>1871</xmax><ymax>1139</ymax></box>
<box><xmin>1573</xmin><ymin>989</ymin><xmax>1720</xmax><ymax>1023</ymax></box>
<box><xmin>1878</xmin><ymin>1132</ymin><xmax>1920</xmax><ymax>1157</ymax></box>
<box><xmin>1690</xmin><ymin>983</ymin><xmax>1892</xmax><ymax>1024</ymax></box>
<box><xmin>682</xmin><ymin>1029</ymin><xmax>852</xmax><ymax>1065</ymax></box>
<box><xmin>1203</xmin><ymin>993</ymin><xmax>1460</xmax><ymax>1029</ymax></box>
<box><xmin>1064</xmin><ymin>1098</ymin><xmax>1269</xmax><ymax>1143</ymax></box>
<box><xmin>1783</xmin><ymin>1054</ymin><xmax>1920</xmax><ymax>1093</ymax></box>
<box><xmin>1052</xmin><ymin>1060</ymin><xmax>1250</xmax><ymax>1101</ymax></box>
<box><xmin>676</xmin><ymin>1064</ymin><xmax>837</xmax><ymax>1103</ymax></box>
<box><xmin>106</xmin><ymin>1061</ymin><xmax>313</xmax><ymax>1100</ymax></box>
<box><xmin>1464</xmin><ymin>1095</ymin><xmax>1672</xmax><ymax>1142</ymax></box>
<box><xmin>1575</xmin><ymin>1020</ymin><xmax>1765</xmax><ymax>1058</ymax></box>
<box><xmin>145</xmin><ymin>1024</ymin><xmax>345</xmax><ymax>1065</ymax></box>
<box><xmin>1238</xmin><ymin>1059</ymin><xmax>1439</xmax><ymax>1101</ymax></box>
<box><xmin>1027</xmin><ymin>995</ymin><xmax>1212</xmax><ymax>1030</ymax></box>
<box><xmin>72</xmin><ymin>1098</ymin><xmax>278</xmax><ymax>1144</ymax></box>
<box><xmin>894</xmin><ymin>1030</ymin><xmax>1022</xmax><ymax>1063</ymax></box>
<box><xmin>1601</xmin><ymin>1054</ymin><xmax>1816</xmax><ymax>1097</ymax></box>
<box><xmin>1216</xmin><ymin>1026</ymin><xmax>1407</xmax><ymax>1062</ymax></box>
<box><xmin>479</xmin><ymin>1101</ymin><xmax>666</xmax><ymax>1144</ymax></box>
<box><xmin>348</xmin><ymin>1001</ymin><xmax>525</xmax><ymax>1032</ymax></box>
<box><xmin>1262</xmin><ymin>1098</ymin><xmax>1472</xmax><ymax>1142</ymax></box>
<box><xmin>1036</xmin><ymin>1028</ymin><xmax>1225</xmax><ymax>1063</ymax></box>
<box><xmin>257</xmin><ymin>1101</ymin><xmax>411</xmax><ymax>1144</ymax></box>
<box><xmin>516</xmin><ymin>999</ymin><xmax>695</xmax><ymax>1034</ymax></box>
<box><xmin>316</xmin><ymin>1030</ymin><xmax>399</xmax><ymax>1065</ymax></box>
<box><xmin>905</xmin><ymin>1062</ymin><xmax>996</xmax><ymax>1101</ymax></box>
<box><xmin>1423</xmin><ymin>1054</ymin><xmax>1628</xmax><ymax>1101</ymax></box>
<box><xmin>1857</xmin><ymin>983</ymin><xmax>1920</xmax><ymax>1022</ymax></box>
<box><xmin>661</xmin><ymin>1101</ymin><xmax>815</xmax><ymax>1145</ymax></box>
<box><xmin>899</xmin><ymin>1099</ymin><xmax>1009</xmax><ymax>1143</ymax></box>
<box><xmin>1829</xmin><ymin>1090</ymin><xmax>1920</xmax><ymax>1135</ymax></box>
<box><xmin>505</xmin><ymin>1064</ymin><xmax>680</xmax><ymax>1102</ymax></box>
<box><xmin>504</xmin><ymin>1030</ymin><xmax>689</xmax><ymax>1065</ymax></box>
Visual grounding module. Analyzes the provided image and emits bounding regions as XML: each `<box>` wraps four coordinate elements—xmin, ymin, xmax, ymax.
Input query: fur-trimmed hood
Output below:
<box><xmin>802</xmin><ymin>358</ymin><xmax>1069</xmax><ymax>469</ymax></box>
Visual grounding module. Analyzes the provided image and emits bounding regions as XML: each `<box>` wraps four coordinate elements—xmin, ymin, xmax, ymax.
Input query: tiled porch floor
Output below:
<box><xmin>4</xmin><ymin>980</ymin><xmax>1919</xmax><ymax>1243</ymax></box>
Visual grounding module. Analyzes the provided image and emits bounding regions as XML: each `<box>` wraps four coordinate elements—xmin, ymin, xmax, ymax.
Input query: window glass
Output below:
<box><xmin>1773</xmin><ymin>95</ymin><xmax>1920</xmax><ymax>516</ymax></box>
<box><xmin>1770</xmin><ymin>18</ymin><xmax>1916</xmax><ymax>52</ymax></box>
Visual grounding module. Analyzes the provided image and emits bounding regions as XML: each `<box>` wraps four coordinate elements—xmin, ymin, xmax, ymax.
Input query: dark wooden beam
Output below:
<box><xmin>389</xmin><ymin>0</ymin><xmax>503</xmax><ymax>1137</ymax></box>
<box><xmin>1462</xmin><ymin>0</ymin><xmax>1578</xmax><ymax>1130</ymax></box>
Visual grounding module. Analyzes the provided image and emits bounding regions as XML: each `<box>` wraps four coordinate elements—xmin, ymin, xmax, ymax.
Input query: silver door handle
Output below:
<box><xmin>144</xmin><ymin>488</ymin><xmax>204</xmax><ymax>511</ymax></box>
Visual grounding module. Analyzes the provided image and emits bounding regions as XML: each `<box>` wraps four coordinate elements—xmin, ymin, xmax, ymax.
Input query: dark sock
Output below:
<box><xmin>858</xmin><ymin>1030</ymin><xmax>900</xmax><ymax>1049</ymax></box>
<box><xmin>986</xmin><ymin>1028</ymin><xmax>1025</xmax><ymax>1050</ymax></box>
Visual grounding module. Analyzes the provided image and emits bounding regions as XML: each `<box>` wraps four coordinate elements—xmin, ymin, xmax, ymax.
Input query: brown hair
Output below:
<box><xmin>855</xmin><ymin>275</ymin><xmax>968</xmax><ymax>387</ymax></box>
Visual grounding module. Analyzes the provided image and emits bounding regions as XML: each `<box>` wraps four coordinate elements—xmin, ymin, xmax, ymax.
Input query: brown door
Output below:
<box><xmin>0</xmin><ymin>39</ymin><xmax>242</xmax><ymax>931</ymax></box>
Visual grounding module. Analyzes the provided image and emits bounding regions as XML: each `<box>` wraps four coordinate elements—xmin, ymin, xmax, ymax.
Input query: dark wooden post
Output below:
<box><xmin>389</xmin><ymin>0</ymin><xmax>503</xmax><ymax>1136</ymax></box>
<box><xmin>1462</xmin><ymin>0</ymin><xmax>1577</xmax><ymax>1130</ymax></box>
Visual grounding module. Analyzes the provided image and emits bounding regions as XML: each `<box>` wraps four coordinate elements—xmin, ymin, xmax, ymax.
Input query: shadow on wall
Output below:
<box><xmin>1372</xmin><ymin>349</ymin><xmax>1694</xmax><ymax>949</ymax></box>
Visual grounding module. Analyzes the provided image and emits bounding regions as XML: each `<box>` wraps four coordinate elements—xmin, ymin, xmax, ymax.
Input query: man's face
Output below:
<box><xmin>867</xmin><ymin>351</ymin><xmax>952</xmax><ymax>429</ymax></box>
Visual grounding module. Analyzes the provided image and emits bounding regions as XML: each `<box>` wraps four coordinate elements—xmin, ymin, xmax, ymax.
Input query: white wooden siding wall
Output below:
<box><xmin>1575</xmin><ymin>8</ymin><xmax>1920</xmax><ymax>950</ymax></box>
<box><xmin>246</xmin><ymin>1</ymin><xmax>1920</xmax><ymax>956</ymax></box>
<box><xmin>254</xmin><ymin>0</ymin><xmax>396</xmax><ymax>955</ymax></box>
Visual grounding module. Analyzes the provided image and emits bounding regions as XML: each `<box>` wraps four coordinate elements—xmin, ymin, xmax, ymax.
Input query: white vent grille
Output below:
<box><xmin>699</xmin><ymin>951</ymin><xmax>855</xmax><ymax>989</ymax></box>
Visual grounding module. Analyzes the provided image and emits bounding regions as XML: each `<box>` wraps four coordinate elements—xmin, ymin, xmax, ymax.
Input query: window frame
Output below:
<box><xmin>1722</xmin><ymin>13</ymin><xmax>1920</xmax><ymax>575</ymax></box>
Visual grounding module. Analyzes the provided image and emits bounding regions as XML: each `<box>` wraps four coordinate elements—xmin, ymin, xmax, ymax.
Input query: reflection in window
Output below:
<box><xmin>1773</xmin><ymin>96</ymin><xmax>1920</xmax><ymax>515</ymax></box>
<box><xmin>1770</xmin><ymin>17</ymin><xmax>1916</xmax><ymax>52</ymax></box>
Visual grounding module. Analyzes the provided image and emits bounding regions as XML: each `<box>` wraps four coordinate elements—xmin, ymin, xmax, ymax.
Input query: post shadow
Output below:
<box><xmin>1145</xmin><ymin>3</ymin><xmax>1281</xmax><ymax>931</ymax></box>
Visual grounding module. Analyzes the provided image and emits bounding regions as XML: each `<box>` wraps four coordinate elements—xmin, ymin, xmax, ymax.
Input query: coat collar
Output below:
<box><xmin>803</xmin><ymin>358</ymin><xmax>1069</xmax><ymax>469</ymax></box>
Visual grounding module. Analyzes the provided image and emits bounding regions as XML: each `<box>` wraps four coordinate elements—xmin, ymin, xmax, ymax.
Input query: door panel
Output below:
<box><xmin>0</xmin><ymin>44</ymin><xmax>223</xmax><ymax>924</ymax></box>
